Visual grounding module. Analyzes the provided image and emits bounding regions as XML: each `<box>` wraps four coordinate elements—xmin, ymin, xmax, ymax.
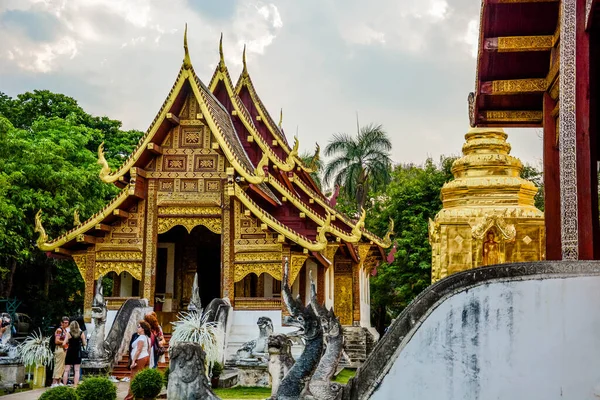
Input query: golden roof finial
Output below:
<box><xmin>242</xmin><ymin>44</ymin><xmax>247</xmax><ymax>74</ymax></box>
<box><xmin>73</xmin><ymin>209</ymin><xmax>81</xmax><ymax>226</ymax></box>
<box><xmin>34</xmin><ymin>209</ymin><xmax>49</xmax><ymax>248</ymax></box>
<box><xmin>183</xmin><ymin>23</ymin><xmax>191</xmax><ymax>70</ymax></box>
<box><xmin>278</xmin><ymin>108</ymin><xmax>283</xmax><ymax>129</ymax></box>
<box><xmin>219</xmin><ymin>32</ymin><xmax>225</xmax><ymax>71</ymax></box>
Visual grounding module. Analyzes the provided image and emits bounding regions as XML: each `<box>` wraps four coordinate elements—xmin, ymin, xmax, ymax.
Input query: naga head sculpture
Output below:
<box><xmin>91</xmin><ymin>275</ymin><xmax>106</xmax><ymax>321</ymax></box>
<box><xmin>281</xmin><ymin>258</ymin><xmax>322</xmax><ymax>341</ymax></box>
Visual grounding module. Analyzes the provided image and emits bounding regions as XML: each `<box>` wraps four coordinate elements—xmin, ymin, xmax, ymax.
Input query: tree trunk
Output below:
<box><xmin>4</xmin><ymin>259</ymin><xmax>17</xmax><ymax>298</ymax></box>
<box><xmin>44</xmin><ymin>263</ymin><xmax>51</xmax><ymax>298</ymax></box>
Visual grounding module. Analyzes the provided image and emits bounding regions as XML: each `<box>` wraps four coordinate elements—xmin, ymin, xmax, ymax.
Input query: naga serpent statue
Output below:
<box><xmin>88</xmin><ymin>275</ymin><xmax>109</xmax><ymax>361</ymax></box>
<box><xmin>307</xmin><ymin>273</ymin><xmax>345</xmax><ymax>400</ymax></box>
<box><xmin>274</xmin><ymin>258</ymin><xmax>323</xmax><ymax>400</ymax></box>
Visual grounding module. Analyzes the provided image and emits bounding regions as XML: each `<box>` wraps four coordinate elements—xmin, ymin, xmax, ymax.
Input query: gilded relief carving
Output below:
<box><xmin>290</xmin><ymin>254</ymin><xmax>308</xmax><ymax>284</ymax></box>
<box><xmin>429</xmin><ymin>128</ymin><xmax>544</xmax><ymax>282</ymax></box>
<box><xmin>163</xmin><ymin>156</ymin><xmax>187</xmax><ymax>172</ymax></box>
<box><xmin>334</xmin><ymin>274</ymin><xmax>353</xmax><ymax>326</ymax></box>
<box><xmin>234</xmin><ymin>262</ymin><xmax>283</xmax><ymax>282</ymax></box>
<box><xmin>158</xmin><ymin>206</ymin><xmax>221</xmax><ymax>215</ymax></box>
<box><xmin>235</xmin><ymin>252</ymin><xmax>281</xmax><ymax>262</ymax></box>
<box><xmin>96</xmin><ymin>251</ymin><xmax>143</xmax><ymax>261</ymax></box>
<box><xmin>194</xmin><ymin>155</ymin><xmax>217</xmax><ymax>171</ymax></box>
<box><xmin>72</xmin><ymin>254</ymin><xmax>87</xmax><ymax>283</ymax></box>
<box><xmin>95</xmin><ymin>262</ymin><xmax>142</xmax><ymax>281</ymax></box>
<box><xmin>157</xmin><ymin>217</ymin><xmax>222</xmax><ymax>235</ymax></box>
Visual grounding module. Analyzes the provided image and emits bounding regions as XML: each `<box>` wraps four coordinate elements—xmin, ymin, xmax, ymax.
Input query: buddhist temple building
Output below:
<box><xmin>470</xmin><ymin>0</ymin><xmax>600</xmax><ymax>261</ymax></box>
<box><xmin>429</xmin><ymin>127</ymin><xmax>545</xmax><ymax>282</ymax></box>
<box><xmin>34</xmin><ymin>29</ymin><xmax>391</xmax><ymax>339</ymax></box>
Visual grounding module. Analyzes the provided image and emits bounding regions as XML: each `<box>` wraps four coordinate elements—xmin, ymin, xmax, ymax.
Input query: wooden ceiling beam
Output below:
<box><xmin>76</xmin><ymin>234</ymin><xmax>97</xmax><ymax>244</ymax></box>
<box><xmin>480</xmin><ymin>78</ymin><xmax>547</xmax><ymax>95</ymax></box>
<box><xmin>147</xmin><ymin>143</ymin><xmax>163</xmax><ymax>155</ymax></box>
<box><xmin>95</xmin><ymin>223</ymin><xmax>111</xmax><ymax>232</ymax></box>
<box><xmin>478</xmin><ymin>110</ymin><xmax>543</xmax><ymax>125</ymax></box>
<box><xmin>487</xmin><ymin>0</ymin><xmax>558</xmax><ymax>3</ymax></box>
<box><xmin>113</xmin><ymin>209</ymin><xmax>130</xmax><ymax>219</ymax></box>
<box><xmin>166</xmin><ymin>113</ymin><xmax>180</xmax><ymax>125</ymax></box>
<box><xmin>484</xmin><ymin>35</ymin><xmax>553</xmax><ymax>52</ymax></box>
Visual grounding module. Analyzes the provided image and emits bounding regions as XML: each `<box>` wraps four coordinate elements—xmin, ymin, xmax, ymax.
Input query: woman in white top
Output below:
<box><xmin>124</xmin><ymin>320</ymin><xmax>152</xmax><ymax>400</ymax></box>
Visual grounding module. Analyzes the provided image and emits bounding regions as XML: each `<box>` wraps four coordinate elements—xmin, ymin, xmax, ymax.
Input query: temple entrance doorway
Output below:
<box><xmin>156</xmin><ymin>224</ymin><xmax>221</xmax><ymax>315</ymax></box>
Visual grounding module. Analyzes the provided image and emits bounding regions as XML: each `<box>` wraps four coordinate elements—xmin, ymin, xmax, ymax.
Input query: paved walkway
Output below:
<box><xmin>1</xmin><ymin>381</ymin><xmax>130</xmax><ymax>400</ymax></box>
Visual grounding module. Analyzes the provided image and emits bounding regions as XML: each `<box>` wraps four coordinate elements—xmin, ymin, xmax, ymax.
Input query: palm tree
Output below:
<box><xmin>323</xmin><ymin>123</ymin><xmax>392</xmax><ymax>209</ymax></box>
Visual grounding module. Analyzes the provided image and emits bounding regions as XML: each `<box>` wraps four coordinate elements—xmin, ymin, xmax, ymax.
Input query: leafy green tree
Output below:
<box><xmin>520</xmin><ymin>163</ymin><xmax>544</xmax><ymax>211</ymax></box>
<box><xmin>0</xmin><ymin>90</ymin><xmax>142</xmax><ymax>327</ymax></box>
<box><xmin>366</xmin><ymin>157</ymin><xmax>455</xmax><ymax>333</ymax></box>
<box><xmin>323</xmin><ymin>123</ymin><xmax>392</xmax><ymax>209</ymax></box>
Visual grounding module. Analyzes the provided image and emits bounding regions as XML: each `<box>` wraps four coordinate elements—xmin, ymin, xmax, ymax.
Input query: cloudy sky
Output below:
<box><xmin>0</xmin><ymin>0</ymin><xmax>543</xmax><ymax>168</ymax></box>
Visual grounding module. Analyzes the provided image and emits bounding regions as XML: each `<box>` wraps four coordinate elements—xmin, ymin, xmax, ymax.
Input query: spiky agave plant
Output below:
<box><xmin>170</xmin><ymin>311</ymin><xmax>223</xmax><ymax>374</ymax></box>
<box><xmin>18</xmin><ymin>329</ymin><xmax>53</xmax><ymax>367</ymax></box>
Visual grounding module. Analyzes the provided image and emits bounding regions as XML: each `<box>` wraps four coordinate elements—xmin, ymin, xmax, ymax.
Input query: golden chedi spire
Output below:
<box><xmin>429</xmin><ymin>127</ymin><xmax>544</xmax><ymax>283</ymax></box>
<box><xmin>183</xmin><ymin>23</ymin><xmax>192</xmax><ymax>69</ymax></box>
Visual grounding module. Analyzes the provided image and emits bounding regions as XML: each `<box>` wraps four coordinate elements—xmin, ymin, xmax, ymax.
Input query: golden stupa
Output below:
<box><xmin>429</xmin><ymin>127</ymin><xmax>545</xmax><ymax>282</ymax></box>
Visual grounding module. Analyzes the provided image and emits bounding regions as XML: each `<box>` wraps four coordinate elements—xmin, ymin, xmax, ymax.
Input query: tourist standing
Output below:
<box><xmin>51</xmin><ymin>317</ymin><xmax>69</xmax><ymax>387</ymax></box>
<box><xmin>124</xmin><ymin>321</ymin><xmax>152</xmax><ymax>400</ymax></box>
<box><xmin>144</xmin><ymin>312</ymin><xmax>165</xmax><ymax>368</ymax></box>
<box><xmin>62</xmin><ymin>321</ymin><xmax>86</xmax><ymax>387</ymax></box>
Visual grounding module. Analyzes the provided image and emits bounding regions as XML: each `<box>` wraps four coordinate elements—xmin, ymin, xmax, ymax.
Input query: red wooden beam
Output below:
<box><xmin>543</xmin><ymin>93</ymin><xmax>561</xmax><ymax>260</ymax></box>
<box><xmin>575</xmin><ymin>0</ymin><xmax>599</xmax><ymax>258</ymax></box>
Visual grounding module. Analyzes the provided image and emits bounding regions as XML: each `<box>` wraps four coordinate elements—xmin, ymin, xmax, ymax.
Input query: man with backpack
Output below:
<box><xmin>51</xmin><ymin>316</ymin><xmax>70</xmax><ymax>387</ymax></box>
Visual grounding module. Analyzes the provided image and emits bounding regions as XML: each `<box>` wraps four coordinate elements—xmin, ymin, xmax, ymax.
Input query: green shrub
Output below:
<box><xmin>163</xmin><ymin>366</ymin><xmax>170</xmax><ymax>387</ymax></box>
<box><xmin>131</xmin><ymin>368</ymin><xmax>163</xmax><ymax>399</ymax></box>
<box><xmin>211</xmin><ymin>361</ymin><xmax>223</xmax><ymax>378</ymax></box>
<box><xmin>39</xmin><ymin>385</ymin><xmax>78</xmax><ymax>400</ymax></box>
<box><xmin>76</xmin><ymin>377</ymin><xmax>117</xmax><ymax>400</ymax></box>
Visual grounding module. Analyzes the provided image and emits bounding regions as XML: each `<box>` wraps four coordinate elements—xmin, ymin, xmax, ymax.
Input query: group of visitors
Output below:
<box><xmin>124</xmin><ymin>312</ymin><xmax>165</xmax><ymax>400</ymax></box>
<box><xmin>52</xmin><ymin>316</ymin><xmax>87</xmax><ymax>388</ymax></box>
<box><xmin>49</xmin><ymin>311</ymin><xmax>165</xmax><ymax>394</ymax></box>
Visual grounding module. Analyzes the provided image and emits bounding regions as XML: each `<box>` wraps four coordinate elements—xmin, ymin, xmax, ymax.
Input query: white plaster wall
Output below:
<box><xmin>371</xmin><ymin>276</ymin><xmax>600</xmax><ymax>400</ymax></box>
<box><xmin>304</xmin><ymin>260</ymin><xmax>318</xmax><ymax>304</ymax></box>
<box><xmin>119</xmin><ymin>271</ymin><xmax>133</xmax><ymax>297</ymax></box>
<box><xmin>360</xmin><ymin>269</ymin><xmax>371</xmax><ymax>327</ymax></box>
<box><xmin>325</xmin><ymin>266</ymin><xmax>334</xmax><ymax>310</ymax></box>
<box><xmin>263</xmin><ymin>274</ymin><xmax>274</xmax><ymax>297</ymax></box>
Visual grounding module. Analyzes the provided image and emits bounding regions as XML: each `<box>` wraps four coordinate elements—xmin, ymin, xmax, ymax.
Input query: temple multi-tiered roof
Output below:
<box><xmin>35</xmin><ymin>27</ymin><xmax>390</xmax><ymax>328</ymax></box>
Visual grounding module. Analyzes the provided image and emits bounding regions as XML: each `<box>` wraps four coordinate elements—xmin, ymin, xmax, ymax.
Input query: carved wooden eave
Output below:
<box><xmin>210</xmin><ymin>45</ymin><xmax>321</xmax><ymax>194</ymax></box>
<box><xmin>97</xmin><ymin>45</ymin><xmax>280</xmax><ymax>206</ymax></box>
<box><xmin>471</xmin><ymin>0</ymin><xmax>560</xmax><ymax>128</ymax></box>
<box><xmin>235</xmin><ymin>50</ymin><xmax>291</xmax><ymax>153</ymax></box>
<box><xmin>35</xmin><ymin>182</ymin><xmax>139</xmax><ymax>251</ymax></box>
<box><xmin>232</xmin><ymin>182</ymin><xmax>329</xmax><ymax>252</ymax></box>
<box><xmin>204</xmin><ymin>42</ymin><xmax>386</xmax><ymax>247</ymax></box>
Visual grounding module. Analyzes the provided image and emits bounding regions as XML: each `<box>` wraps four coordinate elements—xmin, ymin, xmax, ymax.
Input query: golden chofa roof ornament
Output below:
<box><xmin>428</xmin><ymin>127</ymin><xmax>545</xmax><ymax>283</ymax></box>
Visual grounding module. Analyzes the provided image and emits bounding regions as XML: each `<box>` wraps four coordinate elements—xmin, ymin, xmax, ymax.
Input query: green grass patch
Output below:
<box><xmin>213</xmin><ymin>386</ymin><xmax>272</xmax><ymax>399</ymax></box>
<box><xmin>333</xmin><ymin>368</ymin><xmax>356</xmax><ymax>384</ymax></box>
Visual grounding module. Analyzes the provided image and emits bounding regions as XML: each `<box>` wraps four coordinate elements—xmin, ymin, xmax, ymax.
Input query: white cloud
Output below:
<box><xmin>465</xmin><ymin>18</ymin><xmax>480</xmax><ymax>58</ymax></box>
<box><xmin>428</xmin><ymin>0</ymin><xmax>448</xmax><ymax>21</ymax></box>
<box><xmin>23</xmin><ymin>36</ymin><xmax>78</xmax><ymax>73</ymax></box>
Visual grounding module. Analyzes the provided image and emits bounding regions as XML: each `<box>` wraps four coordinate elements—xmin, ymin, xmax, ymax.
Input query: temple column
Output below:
<box><xmin>222</xmin><ymin>196</ymin><xmax>234</xmax><ymax>303</ymax></box>
<box><xmin>143</xmin><ymin>180</ymin><xmax>159</xmax><ymax>306</ymax></box>
<box><xmin>352</xmin><ymin>261</ymin><xmax>361</xmax><ymax>325</ymax></box>
<box><xmin>559</xmin><ymin>0</ymin><xmax>599</xmax><ymax>259</ymax></box>
<box><xmin>84</xmin><ymin>250</ymin><xmax>96</xmax><ymax>322</ymax></box>
<box><xmin>543</xmin><ymin>93</ymin><xmax>562</xmax><ymax>260</ymax></box>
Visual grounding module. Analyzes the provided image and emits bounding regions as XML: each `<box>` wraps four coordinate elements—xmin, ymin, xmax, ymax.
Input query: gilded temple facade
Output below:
<box><xmin>428</xmin><ymin>127</ymin><xmax>545</xmax><ymax>282</ymax></box>
<box><xmin>35</xmin><ymin>31</ymin><xmax>390</xmax><ymax>328</ymax></box>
